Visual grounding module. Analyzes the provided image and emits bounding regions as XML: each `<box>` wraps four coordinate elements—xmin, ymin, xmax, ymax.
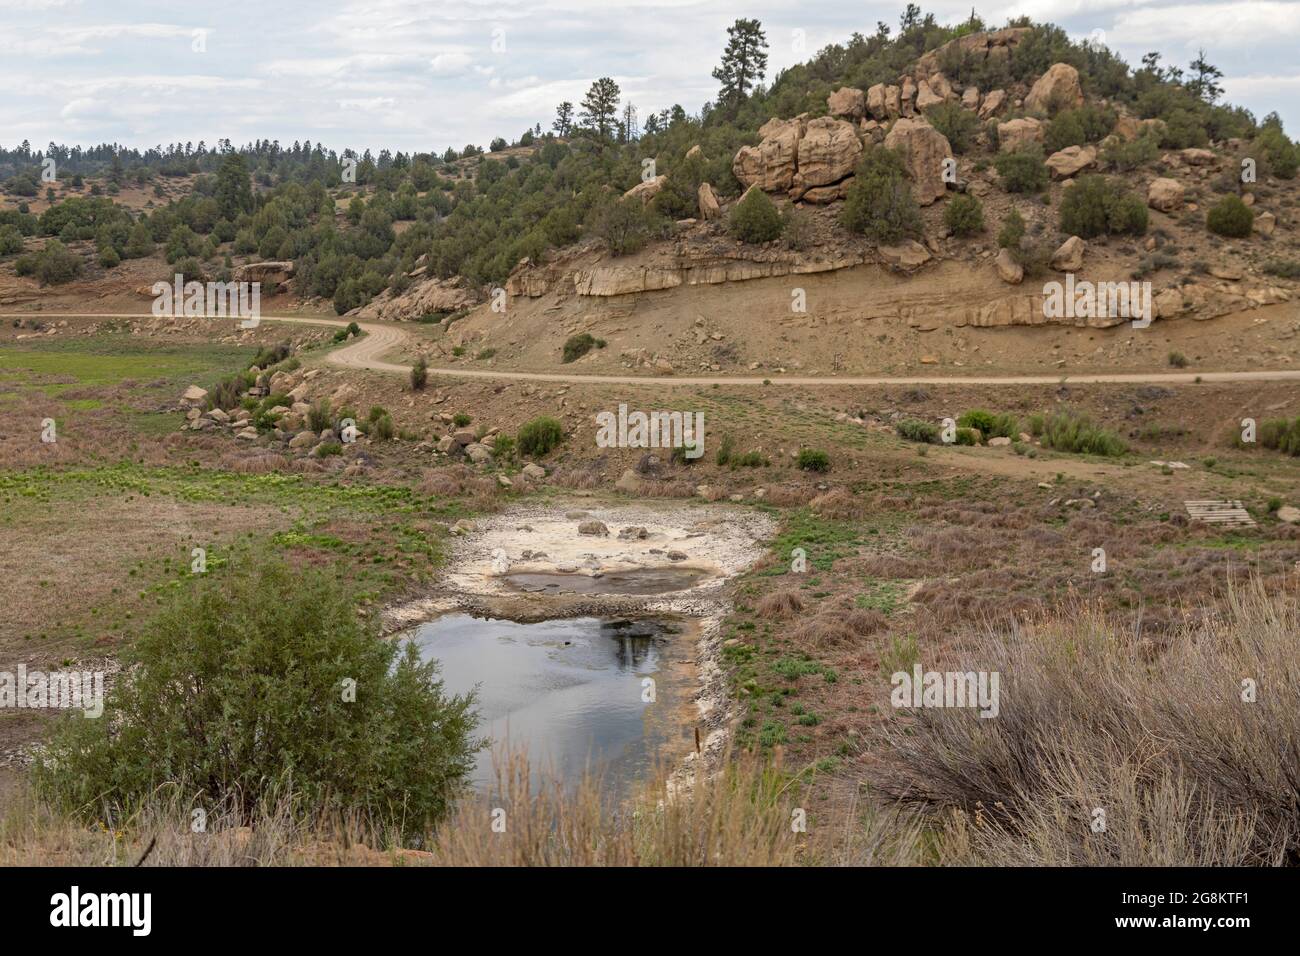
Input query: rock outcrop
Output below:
<box><xmin>732</xmin><ymin>116</ymin><xmax>805</xmax><ymax>192</ymax></box>
<box><xmin>997</xmin><ymin>117</ymin><xmax>1045</xmax><ymax>152</ymax></box>
<box><xmin>1045</xmin><ymin>144</ymin><xmax>1097</xmax><ymax>179</ymax></box>
<box><xmin>792</xmin><ymin>117</ymin><xmax>862</xmax><ymax>199</ymax></box>
<box><xmin>1024</xmin><ymin>63</ymin><xmax>1084</xmax><ymax>114</ymax></box>
<box><xmin>1147</xmin><ymin>177</ymin><xmax>1185</xmax><ymax>213</ymax></box>
<box><xmin>698</xmin><ymin>182</ymin><xmax>721</xmax><ymax>221</ymax></box>
<box><xmin>233</xmin><ymin>261</ymin><xmax>294</xmax><ymax>284</ymax></box>
<box><xmin>882</xmin><ymin>117</ymin><xmax>952</xmax><ymax>206</ymax></box>
<box><xmin>624</xmin><ymin>174</ymin><xmax>668</xmax><ymax>204</ymax></box>
<box><xmin>827</xmin><ymin>87</ymin><xmax>865</xmax><ymax>119</ymax></box>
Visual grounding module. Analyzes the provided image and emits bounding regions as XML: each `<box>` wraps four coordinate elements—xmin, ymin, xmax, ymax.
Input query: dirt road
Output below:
<box><xmin>11</xmin><ymin>311</ymin><xmax>1300</xmax><ymax>387</ymax></box>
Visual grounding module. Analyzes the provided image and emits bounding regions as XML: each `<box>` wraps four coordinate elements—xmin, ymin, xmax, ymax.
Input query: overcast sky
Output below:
<box><xmin>2</xmin><ymin>0</ymin><xmax>1297</xmax><ymax>155</ymax></box>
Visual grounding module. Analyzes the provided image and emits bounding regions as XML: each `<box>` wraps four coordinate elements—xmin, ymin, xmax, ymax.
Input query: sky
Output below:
<box><xmin>2</xmin><ymin>0</ymin><xmax>1298</xmax><ymax>156</ymax></box>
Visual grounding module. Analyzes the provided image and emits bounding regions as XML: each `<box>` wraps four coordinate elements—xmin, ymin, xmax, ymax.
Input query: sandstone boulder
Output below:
<box><xmin>1147</xmin><ymin>177</ymin><xmax>1185</xmax><ymax>213</ymax></box>
<box><xmin>1256</xmin><ymin>211</ymin><xmax>1276</xmax><ymax>237</ymax></box>
<box><xmin>978</xmin><ymin>89</ymin><xmax>1006</xmax><ymax>119</ymax></box>
<box><xmin>732</xmin><ymin>117</ymin><xmax>805</xmax><ymax>192</ymax></box>
<box><xmin>997</xmin><ymin>117</ymin><xmax>1044</xmax><ymax>152</ymax></box>
<box><xmin>1045</xmin><ymin>144</ymin><xmax>1097</xmax><ymax>179</ymax></box>
<box><xmin>1181</xmin><ymin>148</ymin><xmax>1216</xmax><ymax>166</ymax></box>
<box><xmin>884</xmin><ymin>85</ymin><xmax>902</xmax><ymax>119</ymax></box>
<box><xmin>915</xmin><ymin>79</ymin><xmax>944</xmax><ymax>111</ymax></box>
<box><xmin>961</xmin><ymin>86</ymin><xmax>980</xmax><ymax>110</ymax></box>
<box><xmin>901</xmin><ymin>77</ymin><xmax>916</xmax><ymax>116</ymax></box>
<box><xmin>697</xmin><ymin>182</ymin><xmax>721</xmax><ymax>221</ymax></box>
<box><xmin>877</xmin><ymin>240</ymin><xmax>932</xmax><ymax>269</ymax></box>
<box><xmin>623</xmin><ymin>174</ymin><xmax>667</xmax><ymax>204</ymax></box>
<box><xmin>792</xmin><ymin>117</ymin><xmax>863</xmax><ymax>196</ymax></box>
<box><xmin>1024</xmin><ymin>63</ymin><xmax>1084</xmax><ymax>114</ymax></box>
<box><xmin>866</xmin><ymin>84</ymin><xmax>888</xmax><ymax>120</ymax></box>
<box><xmin>1051</xmin><ymin>235</ymin><xmax>1086</xmax><ymax>271</ymax></box>
<box><xmin>827</xmin><ymin>87</ymin><xmax>865</xmax><ymax>119</ymax></box>
<box><xmin>995</xmin><ymin>248</ymin><xmax>1024</xmax><ymax>284</ymax></box>
<box><xmin>233</xmin><ymin>261</ymin><xmax>294</xmax><ymax>284</ymax></box>
<box><xmin>883</xmin><ymin>117</ymin><xmax>953</xmax><ymax>206</ymax></box>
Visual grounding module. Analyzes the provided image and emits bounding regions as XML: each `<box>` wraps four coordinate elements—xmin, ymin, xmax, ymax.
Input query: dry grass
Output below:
<box><xmin>878</xmin><ymin>582</ymin><xmax>1300</xmax><ymax>866</ymax></box>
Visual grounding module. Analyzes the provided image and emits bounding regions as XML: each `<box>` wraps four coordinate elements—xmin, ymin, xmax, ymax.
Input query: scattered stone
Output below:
<box><xmin>618</xmin><ymin>526</ymin><xmax>649</xmax><ymax>540</ymax></box>
<box><xmin>578</xmin><ymin>520</ymin><xmax>609</xmax><ymax>536</ymax></box>
<box><xmin>1276</xmin><ymin>505</ymin><xmax>1300</xmax><ymax>524</ymax></box>
<box><xmin>988</xmin><ymin>436</ymin><xmax>1012</xmax><ymax>446</ymax></box>
<box><xmin>1024</xmin><ymin>62</ymin><xmax>1084</xmax><ymax>113</ymax></box>
<box><xmin>1147</xmin><ymin>177</ymin><xmax>1185</xmax><ymax>213</ymax></box>
<box><xmin>1051</xmin><ymin>235</ymin><xmax>1086</xmax><ymax>271</ymax></box>
<box><xmin>521</xmin><ymin>463</ymin><xmax>546</xmax><ymax>480</ymax></box>
<box><xmin>995</xmin><ymin>248</ymin><xmax>1024</xmax><ymax>284</ymax></box>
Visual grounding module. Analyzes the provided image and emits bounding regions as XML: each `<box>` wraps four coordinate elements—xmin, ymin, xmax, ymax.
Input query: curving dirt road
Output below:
<box><xmin>10</xmin><ymin>311</ymin><xmax>1300</xmax><ymax>387</ymax></box>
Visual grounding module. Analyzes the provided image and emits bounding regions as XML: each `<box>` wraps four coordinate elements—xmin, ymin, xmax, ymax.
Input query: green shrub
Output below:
<box><xmin>943</xmin><ymin>194</ymin><xmax>984</xmax><ymax>236</ymax></box>
<box><xmin>728</xmin><ymin>187</ymin><xmax>784</xmax><ymax>243</ymax></box>
<box><xmin>1255</xmin><ymin>126</ymin><xmax>1299</xmax><ymax>179</ymax></box>
<box><xmin>797</xmin><ymin>448</ymin><xmax>830</xmax><ymax>472</ymax></box>
<box><xmin>1041</xmin><ymin>410</ymin><xmax>1127</xmax><ymax>456</ymax></box>
<box><xmin>1206</xmin><ymin>195</ymin><xmax>1253</xmax><ymax>238</ymax></box>
<box><xmin>410</xmin><ymin>354</ymin><xmax>428</xmax><ymax>391</ymax></box>
<box><xmin>1044</xmin><ymin>105</ymin><xmax>1116</xmax><ymax>153</ymax></box>
<box><xmin>0</xmin><ymin>224</ymin><xmax>24</xmax><ymax>255</ymax></box>
<box><xmin>307</xmin><ymin>398</ymin><xmax>332</xmax><ymax>433</ymax></box>
<box><xmin>1058</xmin><ymin>175</ymin><xmax>1147</xmax><ymax>238</ymax></box>
<box><xmin>586</xmin><ymin>196</ymin><xmax>657</xmax><ymax>256</ymax></box>
<box><xmin>517</xmin><ymin>416</ymin><xmax>564</xmax><ymax>456</ymax></box>
<box><xmin>896</xmin><ymin>419</ymin><xmax>941</xmax><ymax>443</ymax></box>
<box><xmin>925</xmin><ymin>102</ymin><xmax>979</xmax><ymax>154</ymax></box>
<box><xmin>840</xmin><ymin>147</ymin><xmax>922</xmax><ymax>242</ymax></box>
<box><xmin>562</xmin><ymin>332</ymin><xmax>605</xmax><ymax>363</ymax></box>
<box><xmin>997</xmin><ymin>207</ymin><xmax>1026</xmax><ymax>249</ymax></box>
<box><xmin>1101</xmin><ymin>132</ymin><xmax>1160</xmax><ymax>171</ymax></box>
<box><xmin>994</xmin><ymin>147</ymin><xmax>1049</xmax><ymax>194</ymax></box>
<box><xmin>1263</xmin><ymin>259</ymin><xmax>1300</xmax><ymax>279</ymax></box>
<box><xmin>1256</xmin><ymin>418</ymin><xmax>1300</xmax><ymax>455</ymax></box>
<box><xmin>1168</xmin><ymin>350</ymin><xmax>1188</xmax><ymax>368</ymax></box>
<box><xmin>34</xmin><ymin>555</ymin><xmax>480</xmax><ymax>838</ymax></box>
<box><xmin>452</xmin><ymin>412</ymin><xmax>471</xmax><ymax>427</ymax></box>
<box><xmin>957</xmin><ymin>410</ymin><xmax>1019</xmax><ymax>440</ymax></box>
<box><xmin>14</xmin><ymin>239</ymin><xmax>82</xmax><ymax>286</ymax></box>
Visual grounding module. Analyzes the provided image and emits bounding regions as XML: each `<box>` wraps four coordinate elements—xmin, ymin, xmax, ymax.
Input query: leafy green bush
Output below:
<box><xmin>34</xmin><ymin>555</ymin><xmax>480</xmax><ymax>838</ymax></box>
<box><xmin>1255</xmin><ymin>126</ymin><xmax>1299</xmax><ymax>179</ymax></box>
<box><xmin>1206</xmin><ymin>195</ymin><xmax>1253</xmax><ymax>238</ymax></box>
<box><xmin>1262</xmin><ymin>259</ymin><xmax>1300</xmax><ymax>279</ymax></box>
<box><xmin>957</xmin><ymin>409</ymin><xmax>1018</xmax><ymax>439</ymax></box>
<box><xmin>517</xmin><ymin>416</ymin><xmax>564</xmax><ymax>456</ymax></box>
<box><xmin>562</xmin><ymin>332</ymin><xmax>605</xmax><ymax>363</ymax></box>
<box><xmin>13</xmin><ymin>239</ymin><xmax>82</xmax><ymax>285</ymax></box>
<box><xmin>452</xmin><ymin>412</ymin><xmax>471</xmax><ymax>427</ymax></box>
<box><xmin>943</xmin><ymin>194</ymin><xmax>984</xmax><ymax>236</ymax></box>
<box><xmin>1041</xmin><ymin>410</ymin><xmax>1127</xmax><ymax>456</ymax></box>
<box><xmin>840</xmin><ymin>147</ymin><xmax>922</xmax><ymax>242</ymax></box>
<box><xmin>728</xmin><ymin>187</ymin><xmax>784</xmax><ymax>243</ymax></box>
<box><xmin>586</xmin><ymin>196</ymin><xmax>657</xmax><ymax>256</ymax></box>
<box><xmin>797</xmin><ymin>448</ymin><xmax>830</xmax><ymax>472</ymax></box>
<box><xmin>1256</xmin><ymin>418</ymin><xmax>1300</xmax><ymax>455</ymax></box>
<box><xmin>997</xmin><ymin>207</ymin><xmax>1026</xmax><ymax>249</ymax></box>
<box><xmin>410</xmin><ymin>354</ymin><xmax>428</xmax><ymax>391</ymax></box>
<box><xmin>896</xmin><ymin>419</ymin><xmax>942</xmax><ymax>443</ymax></box>
<box><xmin>994</xmin><ymin>147</ymin><xmax>1049</xmax><ymax>194</ymax></box>
<box><xmin>1058</xmin><ymin>175</ymin><xmax>1147</xmax><ymax>238</ymax></box>
<box><xmin>0</xmin><ymin>224</ymin><xmax>24</xmax><ymax>255</ymax></box>
<box><xmin>307</xmin><ymin>398</ymin><xmax>332</xmax><ymax>433</ymax></box>
<box><xmin>924</xmin><ymin>102</ymin><xmax>979</xmax><ymax>154</ymax></box>
<box><xmin>1101</xmin><ymin>132</ymin><xmax>1159</xmax><ymax>171</ymax></box>
<box><xmin>1044</xmin><ymin>105</ymin><xmax>1116</xmax><ymax>153</ymax></box>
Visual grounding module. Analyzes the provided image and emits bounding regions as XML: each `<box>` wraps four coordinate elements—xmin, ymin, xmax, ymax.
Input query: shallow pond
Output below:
<box><xmin>408</xmin><ymin>614</ymin><xmax>694</xmax><ymax>796</ymax></box>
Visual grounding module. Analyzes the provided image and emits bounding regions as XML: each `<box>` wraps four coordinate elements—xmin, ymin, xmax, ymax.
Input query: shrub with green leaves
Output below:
<box><xmin>13</xmin><ymin>239</ymin><xmax>82</xmax><ymax>285</ymax></box>
<box><xmin>840</xmin><ymin>147</ymin><xmax>922</xmax><ymax>242</ymax></box>
<box><xmin>943</xmin><ymin>194</ymin><xmax>984</xmax><ymax>236</ymax></box>
<box><xmin>0</xmin><ymin>224</ymin><xmax>24</xmax><ymax>255</ymax></box>
<box><xmin>562</xmin><ymin>332</ymin><xmax>604</xmax><ymax>363</ymax></box>
<box><xmin>957</xmin><ymin>409</ymin><xmax>1018</xmax><ymax>440</ymax></box>
<box><xmin>896</xmin><ymin>419</ymin><xmax>942</xmax><ymax>444</ymax></box>
<box><xmin>410</xmin><ymin>354</ymin><xmax>428</xmax><ymax>391</ymax></box>
<box><xmin>994</xmin><ymin>147</ymin><xmax>1050</xmax><ymax>194</ymax></box>
<box><xmin>728</xmin><ymin>187</ymin><xmax>784</xmax><ymax>243</ymax></box>
<box><xmin>1254</xmin><ymin>126</ymin><xmax>1298</xmax><ymax>179</ymax></box>
<box><xmin>1044</xmin><ymin>105</ymin><xmax>1116</xmax><ymax>153</ymax></box>
<box><xmin>797</xmin><ymin>448</ymin><xmax>830</xmax><ymax>472</ymax></box>
<box><xmin>997</xmin><ymin>207</ymin><xmax>1026</xmax><ymax>249</ymax></box>
<box><xmin>1206</xmin><ymin>195</ymin><xmax>1253</xmax><ymax>238</ymax></box>
<box><xmin>586</xmin><ymin>196</ymin><xmax>658</xmax><ymax>256</ymax></box>
<box><xmin>924</xmin><ymin>102</ymin><xmax>979</xmax><ymax>154</ymax></box>
<box><xmin>1101</xmin><ymin>132</ymin><xmax>1159</xmax><ymax>171</ymax></box>
<box><xmin>1058</xmin><ymin>175</ymin><xmax>1147</xmax><ymax>238</ymax></box>
<box><xmin>517</xmin><ymin>416</ymin><xmax>564</xmax><ymax>456</ymax></box>
<box><xmin>34</xmin><ymin>556</ymin><xmax>481</xmax><ymax>838</ymax></box>
<box><xmin>1041</xmin><ymin>410</ymin><xmax>1127</xmax><ymax>456</ymax></box>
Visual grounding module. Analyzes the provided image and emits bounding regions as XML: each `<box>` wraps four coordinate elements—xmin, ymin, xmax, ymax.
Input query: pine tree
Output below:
<box><xmin>1186</xmin><ymin>48</ymin><xmax>1224</xmax><ymax>104</ymax></box>
<box><xmin>579</xmin><ymin>78</ymin><xmax>621</xmax><ymax>141</ymax></box>
<box><xmin>552</xmin><ymin>101</ymin><xmax>574</xmax><ymax>137</ymax></box>
<box><xmin>712</xmin><ymin>19</ymin><xmax>768</xmax><ymax>112</ymax></box>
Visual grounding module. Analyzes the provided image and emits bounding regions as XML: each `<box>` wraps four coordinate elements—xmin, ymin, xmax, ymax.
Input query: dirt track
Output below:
<box><xmin>10</xmin><ymin>311</ymin><xmax>1300</xmax><ymax>387</ymax></box>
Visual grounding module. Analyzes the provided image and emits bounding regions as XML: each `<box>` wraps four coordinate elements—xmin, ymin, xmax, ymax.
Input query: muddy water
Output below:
<box><xmin>408</xmin><ymin>614</ymin><xmax>694</xmax><ymax>796</ymax></box>
<box><xmin>501</xmin><ymin>567</ymin><xmax>708</xmax><ymax>596</ymax></box>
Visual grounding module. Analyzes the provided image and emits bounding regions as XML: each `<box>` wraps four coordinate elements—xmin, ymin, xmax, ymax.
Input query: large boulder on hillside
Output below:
<box><xmin>997</xmin><ymin>117</ymin><xmax>1045</xmax><ymax>152</ymax></box>
<box><xmin>697</xmin><ymin>182</ymin><xmax>721</xmax><ymax>221</ymax></box>
<box><xmin>913</xmin><ymin>26</ymin><xmax>1031</xmax><ymax>79</ymax></box>
<box><xmin>978</xmin><ymin>89</ymin><xmax>1007</xmax><ymax>119</ymax></box>
<box><xmin>1051</xmin><ymin>235</ymin><xmax>1086</xmax><ymax>271</ymax></box>
<box><xmin>732</xmin><ymin>116</ymin><xmax>805</xmax><ymax>192</ymax></box>
<box><xmin>961</xmin><ymin>86</ymin><xmax>980</xmax><ymax>110</ymax></box>
<box><xmin>623</xmin><ymin>174</ymin><xmax>667</xmax><ymax>204</ymax></box>
<box><xmin>1046</xmin><ymin>144</ymin><xmax>1097</xmax><ymax>179</ymax></box>
<box><xmin>233</xmin><ymin>260</ymin><xmax>294</xmax><ymax>284</ymax></box>
<box><xmin>1024</xmin><ymin>63</ymin><xmax>1084</xmax><ymax>114</ymax></box>
<box><xmin>900</xmin><ymin>77</ymin><xmax>917</xmax><ymax>116</ymax></box>
<box><xmin>827</xmin><ymin>87</ymin><xmax>865</xmax><ymax>119</ymax></box>
<box><xmin>995</xmin><ymin>248</ymin><xmax>1024</xmax><ymax>284</ymax></box>
<box><xmin>1147</xmin><ymin>177</ymin><xmax>1185</xmax><ymax>213</ymax></box>
<box><xmin>883</xmin><ymin>117</ymin><xmax>952</xmax><ymax>206</ymax></box>
<box><xmin>915</xmin><ymin>79</ymin><xmax>944</xmax><ymax>111</ymax></box>
<box><xmin>792</xmin><ymin>117</ymin><xmax>862</xmax><ymax>197</ymax></box>
<box><xmin>1256</xmin><ymin>211</ymin><xmax>1276</xmax><ymax>237</ymax></box>
<box><xmin>866</xmin><ymin>83</ymin><xmax>888</xmax><ymax>120</ymax></box>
